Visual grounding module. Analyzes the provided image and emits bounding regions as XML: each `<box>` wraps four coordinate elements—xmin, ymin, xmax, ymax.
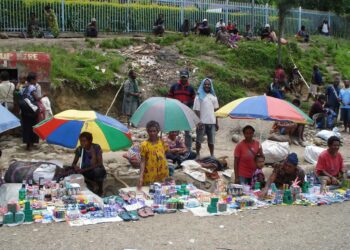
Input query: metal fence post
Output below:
<box><xmin>181</xmin><ymin>0</ymin><xmax>184</xmax><ymax>26</ymax></box>
<box><xmin>127</xmin><ymin>0</ymin><xmax>130</xmax><ymax>32</ymax></box>
<box><xmin>61</xmin><ymin>0</ymin><xmax>65</xmax><ymax>32</ymax></box>
<box><xmin>265</xmin><ymin>3</ymin><xmax>268</xmax><ymax>25</ymax></box>
<box><xmin>225</xmin><ymin>0</ymin><xmax>229</xmax><ymax>25</ymax></box>
<box><xmin>251</xmin><ymin>0</ymin><xmax>254</xmax><ymax>32</ymax></box>
<box><xmin>298</xmin><ymin>6</ymin><xmax>301</xmax><ymax>31</ymax></box>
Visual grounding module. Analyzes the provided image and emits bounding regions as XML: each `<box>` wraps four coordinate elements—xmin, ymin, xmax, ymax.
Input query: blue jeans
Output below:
<box><xmin>184</xmin><ymin>131</ymin><xmax>192</xmax><ymax>150</ymax></box>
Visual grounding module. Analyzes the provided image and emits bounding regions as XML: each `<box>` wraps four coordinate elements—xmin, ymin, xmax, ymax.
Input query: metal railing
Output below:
<box><xmin>0</xmin><ymin>0</ymin><xmax>348</xmax><ymax>38</ymax></box>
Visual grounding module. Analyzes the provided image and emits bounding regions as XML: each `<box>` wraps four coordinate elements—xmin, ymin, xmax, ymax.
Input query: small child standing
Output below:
<box><xmin>138</xmin><ymin>120</ymin><xmax>169</xmax><ymax>190</ymax></box>
<box><xmin>251</xmin><ymin>155</ymin><xmax>266</xmax><ymax>189</ymax></box>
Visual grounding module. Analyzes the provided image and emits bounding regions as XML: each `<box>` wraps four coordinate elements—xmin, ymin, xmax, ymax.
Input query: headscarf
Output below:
<box><xmin>286</xmin><ymin>153</ymin><xmax>298</xmax><ymax>166</ymax></box>
<box><xmin>197</xmin><ymin>78</ymin><xmax>216</xmax><ymax>101</ymax></box>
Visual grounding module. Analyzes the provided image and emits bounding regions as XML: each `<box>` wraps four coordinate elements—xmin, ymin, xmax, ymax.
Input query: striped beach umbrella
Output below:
<box><xmin>34</xmin><ymin>110</ymin><xmax>132</xmax><ymax>152</ymax></box>
<box><xmin>130</xmin><ymin>97</ymin><xmax>200</xmax><ymax>132</ymax></box>
<box><xmin>215</xmin><ymin>95</ymin><xmax>313</xmax><ymax>124</ymax></box>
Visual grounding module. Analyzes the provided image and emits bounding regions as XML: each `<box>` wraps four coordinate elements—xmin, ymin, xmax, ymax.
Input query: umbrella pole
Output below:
<box><xmin>80</xmin><ymin>148</ymin><xmax>84</xmax><ymax>169</ymax></box>
<box><xmin>105</xmin><ymin>83</ymin><xmax>124</xmax><ymax>116</ymax></box>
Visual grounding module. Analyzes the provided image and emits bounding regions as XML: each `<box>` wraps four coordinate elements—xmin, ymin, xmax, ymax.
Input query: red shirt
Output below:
<box><xmin>234</xmin><ymin>140</ymin><xmax>262</xmax><ymax>178</ymax></box>
<box><xmin>168</xmin><ymin>81</ymin><xmax>195</xmax><ymax>108</ymax></box>
<box><xmin>316</xmin><ymin>150</ymin><xmax>344</xmax><ymax>177</ymax></box>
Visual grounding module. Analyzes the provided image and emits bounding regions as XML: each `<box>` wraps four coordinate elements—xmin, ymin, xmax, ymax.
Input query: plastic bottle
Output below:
<box><xmin>19</xmin><ymin>183</ymin><xmax>27</xmax><ymax>201</ymax></box>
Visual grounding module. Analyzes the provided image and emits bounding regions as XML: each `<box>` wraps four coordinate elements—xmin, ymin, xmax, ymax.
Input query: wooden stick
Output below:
<box><xmin>105</xmin><ymin>83</ymin><xmax>124</xmax><ymax>116</ymax></box>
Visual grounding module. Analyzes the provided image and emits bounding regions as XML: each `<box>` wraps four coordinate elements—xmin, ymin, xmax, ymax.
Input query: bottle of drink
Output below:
<box><xmin>19</xmin><ymin>183</ymin><xmax>27</xmax><ymax>201</ymax></box>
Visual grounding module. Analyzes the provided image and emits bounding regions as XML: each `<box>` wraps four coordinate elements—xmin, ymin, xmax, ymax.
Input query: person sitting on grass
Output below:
<box><xmin>243</xmin><ymin>24</ymin><xmax>254</xmax><ymax>40</ymax></box>
<box><xmin>138</xmin><ymin>121</ymin><xmax>169</xmax><ymax>190</ymax></box>
<box><xmin>226</xmin><ymin>21</ymin><xmax>235</xmax><ymax>34</ymax></box>
<box><xmin>198</xmin><ymin>19</ymin><xmax>210</xmax><ymax>36</ymax></box>
<box><xmin>315</xmin><ymin>136</ymin><xmax>346</xmax><ymax>185</ymax></box>
<box><xmin>261</xmin><ymin>153</ymin><xmax>305</xmax><ymax>197</ymax></box>
<box><xmin>153</xmin><ymin>14</ymin><xmax>165</xmax><ymax>37</ymax></box>
<box><xmin>164</xmin><ymin>131</ymin><xmax>196</xmax><ymax>167</ymax></box>
<box><xmin>181</xmin><ymin>19</ymin><xmax>190</xmax><ymax>37</ymax></box>
<box><xmin>296</xmin><ymin>25</ymin><xmax>309</xmax><ymax>43</ymax></box>
<box><xmin>72</xmin><ymin>132</ymin><xmax>106</xmax><ymax>196</ymax></box>
<box><xmin>261</xmin><ymin>24</ymin><xmax>277</xmax><ymax>43</ymax></box>
<box><xmin>251</xmin><ymin>154</ymin><xmax>266</xmax><ymax>189</ymax></box>
<box><xmin>86</xmin><ymin>18</ymin><xmax>98</xmax><ymax>37</ymax></box>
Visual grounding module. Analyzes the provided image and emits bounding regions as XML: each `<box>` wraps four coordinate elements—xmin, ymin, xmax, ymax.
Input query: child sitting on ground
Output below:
<box><xmin>138</xmin><ymin>120</ymin><xmax>169</xmax><ymax>190</ymax></box>
<box><xmin>251</xmin><ymin>155</ymin><xmax>266</xmax><ymax>189</ymax></box>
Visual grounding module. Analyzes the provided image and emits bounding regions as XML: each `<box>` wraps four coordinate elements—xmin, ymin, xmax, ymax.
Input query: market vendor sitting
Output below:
<box><xmin>315</xmin><ymin>136</ymin><xmax>346</xmax><ymax>185</ymax></box>
<box><xmin>164</xmin><ymin>131</ymin><xmax>196</xmax><ymax>167</ymax></box>
<box><xmin>72</xmin><ymin>132</ymin><xmax>106</xmax><ymax>196</ymax></box>
<box><xmin>261</xmin><ymin>153</ymin><xmax>305</xmax><ymax>196</ymax></box>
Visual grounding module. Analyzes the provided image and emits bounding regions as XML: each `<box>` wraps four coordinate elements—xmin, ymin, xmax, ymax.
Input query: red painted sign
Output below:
<box><xmin>0</xmin><ymin>52</ymin><xmax>51</xmax><ymax>84</ymax></box>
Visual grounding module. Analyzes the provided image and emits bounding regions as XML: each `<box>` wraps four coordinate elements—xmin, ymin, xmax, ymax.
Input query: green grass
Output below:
<box><xmin>16</xmin><ymin>45</ymin><xmax>125</xmax><ymax>90</ymax></box>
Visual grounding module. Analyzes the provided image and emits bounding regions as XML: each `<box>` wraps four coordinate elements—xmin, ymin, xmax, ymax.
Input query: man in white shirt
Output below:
<box><xmin>0</xmin><ymin>71</ymin><xmax>15</xmax><ymax>111</ymax></box>
<box><xmin>193</xmin><ymin>78</ymin><xmax>219</xmax><ymax>157</ymax></box>
<box><xmin>215</xmin><ymin>18</ymin><xmax>226</xmax><ymax>33</ymax></box>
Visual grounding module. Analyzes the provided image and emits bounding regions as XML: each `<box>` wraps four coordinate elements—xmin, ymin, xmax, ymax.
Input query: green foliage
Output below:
<box><xmin>13</xmin><ymin>45</ymin><xmax>125</xmax><ymax>90</ymax></box>
<box><xmin>155</xmin><ymin>86</ymin><xmax>170</xmax><ymax>97</ymax></box>
<box><xmin>155</xmin><ymin>33</ymin><xmax>184</xmax><ymax>46</ymax></box>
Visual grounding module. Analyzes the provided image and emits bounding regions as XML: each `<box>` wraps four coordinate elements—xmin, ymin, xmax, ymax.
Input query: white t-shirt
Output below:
<box><xmin>322</xmin><ymin>23</ymin><xmax>329</xmax><ymax>33</ymax></box>
<box><xmin>193</xmin><ymin>94</ymin><xmax>219</xmax><ymax>124</ymax></box>
<box><xmin>216</xmin><ymin>21</ymin><xmax>226</xmax><ymax>28</ymax></box>
<box><xmin>0</xmin><ymin>80</ymin><xmax>15</xmax><ymax>104</ymax></box>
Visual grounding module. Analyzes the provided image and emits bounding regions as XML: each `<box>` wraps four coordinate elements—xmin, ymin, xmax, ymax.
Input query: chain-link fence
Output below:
<box><xmin>0</xmin><ymin>0</ymin><xmax>348</xmax><ymax>38</ymax></box>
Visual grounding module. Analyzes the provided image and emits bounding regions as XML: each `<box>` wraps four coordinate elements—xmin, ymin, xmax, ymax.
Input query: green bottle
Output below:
<box><xmin>19</xmin><ymin>183</ymin><xmax>26</xmax><ymax>201</ymax></box>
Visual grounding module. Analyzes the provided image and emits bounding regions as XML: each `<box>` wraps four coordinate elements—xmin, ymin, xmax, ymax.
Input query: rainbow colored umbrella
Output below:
<box><xmin>215</xmin><ymin>95</ymin><xmax>313</xmax><ymax>124</ymax></box>
<box><xmin>34</xmin><ymin>110</ymin><xmax>132</xmax><ymax>152</ymax></box>
<box><xmin>130</xmin><ymin>97</ymin><xmax>200</xmax><ymax>132</ymax></box>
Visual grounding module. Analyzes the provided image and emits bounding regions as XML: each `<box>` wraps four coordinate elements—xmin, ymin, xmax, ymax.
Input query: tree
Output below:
<box><xmin>276</xmin><ymin>0</ymin><xmax>301</xmax><ymax>64</ymax></box>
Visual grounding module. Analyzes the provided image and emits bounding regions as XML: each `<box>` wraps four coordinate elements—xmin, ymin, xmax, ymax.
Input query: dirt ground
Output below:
<box><xmin>0</xmin><ymin>204</ymin><xmax>349</xmax><ymax>250</ymax></box>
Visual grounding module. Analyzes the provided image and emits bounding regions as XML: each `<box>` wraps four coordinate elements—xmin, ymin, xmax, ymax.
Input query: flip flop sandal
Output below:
<box><xmin>127</xmin><ymin>191</ymin><xmax>136</xmax><ymax>199</ymax></box>
<box><xmin>120</xmin><ymin>193</ymin><xmax>130</xmax><ymax>203</ymax></box>
<box><xmin>143</xmin><ymin>206</ymin><xmax>154</xmax><ymax>217</ymax></box>
<box><xmin>137</xmin><ymin>207</ymin><xmax>148</xmax><ymax>218</ymax></box>
<box><xmin>118</xmin><ymin>210</ymin><xmax>132</xmax><ymax>222</ymax></box>
<box><xmin>129</xmin><ymin>211</ymin><xmax>140</xmax><ymax>221</ymax></box>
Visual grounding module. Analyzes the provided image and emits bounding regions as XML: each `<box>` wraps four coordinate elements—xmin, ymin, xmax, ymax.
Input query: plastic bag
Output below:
<box><xmin>33</xmin><ymin>164</ymin><xmax>57</xmax><ymax>183</ymax></box>
<box><xmin>304</xmin><ymin>146</ymin><xmax>325</xmax><ymax>165</ymax></box>
<box><xmin>316</xmin><ymin>127</ymin><xmax>341</xmax><ymax>141</ymax></box>
<box><xmin>262</xmin><ymin>140</ymin><xmax>290</xmax><ymax>164</ymax></box>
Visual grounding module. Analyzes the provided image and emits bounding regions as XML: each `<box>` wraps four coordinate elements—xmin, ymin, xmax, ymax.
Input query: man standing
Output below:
<box><xmin>0</xmin><ymin>71</ymin><xmax>15</xmax><ymax>111</ymax></box>
<box><xmin>305</xmin><ymin>65</ymin><xmax>323</xmax><ymax>101</ymax></box>
<box><xmin>340</xmin><ymin>80</ymin><xmax>350</xmax><ymax>133</ymax></box>
<box><xmin>325</xmin><ymin>75</ymin><xmax>341</xmax><ymax>118</ymax></box>
<box><xmin>193</xmin><ymin>78</ymin><xmax>219</xmax><ymax>157</ymax></box>
<box><xmin>122</xmin><ymin>70</ymin><xmax>141</xmax><ymax>126</ymax></box>
<box><xmin>168</xmin><ymin>70</ymin><xmax>196</xmax><ymax>150</ymax></box>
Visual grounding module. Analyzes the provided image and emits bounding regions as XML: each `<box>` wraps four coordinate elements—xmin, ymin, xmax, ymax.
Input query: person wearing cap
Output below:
<box><xmin>198</xmin><ymin>19</ymin><xmax>210</xmax><ymax>36</ymax></box>
<box><xmin>261</xmin><ymin>24</ymin><xmax>277</xmax><ymax>42</ymax></box>
<box><xmin>215</xmin><ymin>18</ymin><xmax>226</xmax><ymax>33</ymax></box>
<box><xmin>261</xmin><ymin>153</ymin><xmax>305</xmax><ymax>196</ymax></box>
<box><xmin>168</xmin><ymin>70</ymin><xmax>196</xmax><ymax>150</ymax></box>
<box><xmin>193</xmin><ymin>78</ymin><xmax>219</xmax><ymax>157</ymax></box>
<box><xmin>86</xmin><ymin>18</ymin><xmax>98</xmax><ymax>37</ymax></box>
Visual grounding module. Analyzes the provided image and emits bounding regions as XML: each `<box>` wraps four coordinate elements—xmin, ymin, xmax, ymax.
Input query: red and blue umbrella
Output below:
<box><xmin>215</xmin><ymin>95</ymin><xmax>313</xmax><ymax>124</ymax></box>
<box><xmin>34</xmin><ymin>110</ymin><xmax>132</xmax><ymax>152</ymax></box>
